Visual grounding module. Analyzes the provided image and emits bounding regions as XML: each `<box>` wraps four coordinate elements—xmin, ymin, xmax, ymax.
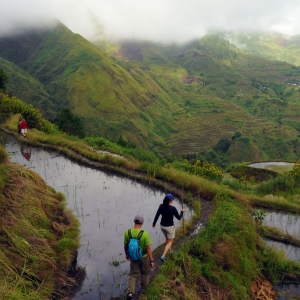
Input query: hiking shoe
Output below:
<box><xmin>160</xmin><ymin>256</ymin><xmax>165</xmax><ymax>263</ymax></box>
<box><xmin>126</xmin><ymin>292</ymin><xmax>133</xmax><ymax>300</ymax></box>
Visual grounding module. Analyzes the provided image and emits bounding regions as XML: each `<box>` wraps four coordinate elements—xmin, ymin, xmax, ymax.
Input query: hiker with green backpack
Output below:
<box><xmin>124</xmin><ymin>215</ymin><xmax>154</xmax><ymax>300</ymax></box>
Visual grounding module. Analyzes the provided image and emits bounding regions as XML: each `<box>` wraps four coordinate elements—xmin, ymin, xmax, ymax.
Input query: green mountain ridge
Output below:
<box><xmin>1</xmin><ymin>24</ymin><xmax>300</xmax><ymax>164</ymax></box>
<box><xmin>106</xmin><ymin>36</ymin><xmax>300</xmax><ymax>162</ymax></box>
<box><xmin>216</xmin><ymin>30</ymin><xmax>300</xmax><ymax>66</ymax></box>
<box><xmin>0</xmin><ymin>23</ymin><xmax>180</xmax><ymax>150</ymax></box>
<box><xmin>0</xmin><ymin>56</ymin><xmax>56</xmax><ymax>119</ymax></box>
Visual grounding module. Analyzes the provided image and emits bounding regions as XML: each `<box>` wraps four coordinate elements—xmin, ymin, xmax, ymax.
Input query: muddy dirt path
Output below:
<box><xmin>112</xmin><ymin>197</ymin><xmax>213</xmax><ymax>300</ymax></box>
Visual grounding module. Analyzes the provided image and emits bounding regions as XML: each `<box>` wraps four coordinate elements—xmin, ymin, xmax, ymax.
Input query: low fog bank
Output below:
<box><xmin>1</xmin><ymin>0</ymin><xmax>300</xmax><ymax>43</ymax></box>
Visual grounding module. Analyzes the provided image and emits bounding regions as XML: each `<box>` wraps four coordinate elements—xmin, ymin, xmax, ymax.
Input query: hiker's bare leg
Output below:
<box><xmin>162</xmin><ymin>238</ymin><xmax>173</xmax><ymax>257</ymax></box>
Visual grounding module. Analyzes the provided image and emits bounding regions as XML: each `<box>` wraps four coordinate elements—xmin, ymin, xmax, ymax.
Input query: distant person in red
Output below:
<box><xmin>20</xmin><ymin>119</ymin><xmax>29</xmax><ymax>137</ymax></box>
<box><xmin>20</xmin><ymin>145</ymin><xmax>31</xmax><ymax>161</ymax></box>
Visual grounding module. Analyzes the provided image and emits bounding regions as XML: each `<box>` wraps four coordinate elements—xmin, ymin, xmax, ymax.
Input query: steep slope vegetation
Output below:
<box><xmin>106</xmin><ymin>36</ymin><xmax>300</xmax><ymax>162</ymax></box>
<box><xmin>0</xmin><ymin>23</ymin><xmax>180</xmax><ymax>150</ymax></box>
<box><xmin>2</xmin><ymin>26</ymin><xmax>300</xmax><ymax>164</ymax></box>
<box><xmin>217</xmin><ymin>31</ymin><xmax>300</xmax><ymax>66</ymax></box>
<box><xmin>0</xmin><ymin>144</ymin><xmax>79</xmax><ymax>299</ymax></box>
<box><xmin>0</xmin><ymin>56</ymin><xmax>55</xmax><ymax>119</ymax></box>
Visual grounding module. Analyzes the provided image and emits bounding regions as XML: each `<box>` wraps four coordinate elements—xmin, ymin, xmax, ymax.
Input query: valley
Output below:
<box><xmin>1</xmin><ymin>23</ymin><xmax>300</xmax><ymax>165</ymax></box>
<box><xmin>1</xmin><ymin>0</ymin><xmax>300</xmax><ymax>297</ymax></box>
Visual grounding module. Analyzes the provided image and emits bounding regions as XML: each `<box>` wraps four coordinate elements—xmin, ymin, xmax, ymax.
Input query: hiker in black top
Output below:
<box><xmin>152</xmin><ymin>193</ymin><xmax>184</xmax><ymax>262</ymax></box>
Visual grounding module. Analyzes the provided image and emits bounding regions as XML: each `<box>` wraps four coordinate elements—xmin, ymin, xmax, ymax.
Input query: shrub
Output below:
<box><xmin>172</xmin><ymin>159</ymin><xmax>223</xmax><ymax>181</ymax></box>
<box><xmin>289</xmin><ymin>161</ymin><xmax>300</xmax><ymax>187</ymax></box>
<box><xmin>0</xmin><ymin>145</ymin><xmax>8</xmax><ymax>163</ymax></box>
<box><xmin>256</xmin><ymin>175</ymin><xmax>294</xmax><ymax>195</ymax></box>
<box><xmin>0</xmin><ymin>94</ymin><xmax>55</xmax><ymax>134</ymax></box>
<box><xmin>56</xmin><ymin>108</ymin><xmax>85</xmax><ymax>138</ymax></box>
<box><xmin>0</xmin><ymin>68</ymin><xmax>8</xmax><ymax>92</ymax></box>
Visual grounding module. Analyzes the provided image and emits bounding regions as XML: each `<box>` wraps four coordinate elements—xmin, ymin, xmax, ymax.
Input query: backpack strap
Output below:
<box><xmin>128</xmin><ymin>229</ymin><xmax>132</xmax><ymax>239</ymax></box>
<box><xmin>136</xmin><ymin>230</ymin><xmax>144</xmax><ymax>240</ymax></box>
<box><xmin>128</xmin><ymin>229</ymin><xmax>144</xmax><ymax>240</ymax></box>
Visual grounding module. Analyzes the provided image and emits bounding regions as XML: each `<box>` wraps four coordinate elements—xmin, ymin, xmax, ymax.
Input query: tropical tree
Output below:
<box><xmin>0</xmin><ymin>68</ymin><xmax>8</xmax><ymax>92</ymax></box>
<box><xmin>56</xmin><ymin>108</ymin><xmax>85</xmax><ymax>138</ymax></box>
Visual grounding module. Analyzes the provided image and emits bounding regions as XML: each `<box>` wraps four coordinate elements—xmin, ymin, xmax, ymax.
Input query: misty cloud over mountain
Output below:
<box><xmin>1</xmin><ymin>0</ymin><xmax>300</xmax><ymax>42</ymax></box>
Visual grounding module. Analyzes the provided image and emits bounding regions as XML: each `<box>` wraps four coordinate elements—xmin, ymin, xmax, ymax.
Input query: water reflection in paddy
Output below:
<box><xmin>265</xmin><ymin>240</ymin><xmax>300</xmax><ymax>261</ymax></box>
<box><xmin>248</xmin><ymin>162</ymin><xmax>294</xmax><ymax>174</ymax></box>
<box><xmin>265</xmin><ymin>240</ymin><xmax>300</xmax><ymax>299</ymax></box>
<box><xmin>2</xmin><ymin>136</ymin><xmax>193</xmax><ymax>299</ymax></box>
<box><xmin>262</xmin><ymin>210</ymin><xmax>300</xmax><ymax>239</ymax></box>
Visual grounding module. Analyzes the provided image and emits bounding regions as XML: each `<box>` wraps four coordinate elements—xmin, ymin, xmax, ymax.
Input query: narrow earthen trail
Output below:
<box><xmin>114</xmin><ymin>198</ymin><xmax>213</xmax><ymax>300</ymax></box>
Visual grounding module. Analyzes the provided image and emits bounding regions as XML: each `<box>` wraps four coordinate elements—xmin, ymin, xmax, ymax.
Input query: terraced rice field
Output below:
<box><xmin>167</xmin><ymin>98</ymin><xmax>298</xmax><ymax>154</ymax></box>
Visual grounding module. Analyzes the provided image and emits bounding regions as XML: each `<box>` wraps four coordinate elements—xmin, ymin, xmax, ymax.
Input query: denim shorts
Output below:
<box><xmin>160</xmin><ymin>225</ymin><xmax>175</xmax><ymax>239</ymax></box>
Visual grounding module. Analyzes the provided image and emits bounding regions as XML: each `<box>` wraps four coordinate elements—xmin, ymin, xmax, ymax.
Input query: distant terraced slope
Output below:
<box><xmin>101</xmin><ymin>37</ymin><xmax>300</xmax><ymax>161</ymax></box>
<box><xmin>166</xmin><ymin>96</ymin><xmax>298</xmax><ymax>154</ymax></box>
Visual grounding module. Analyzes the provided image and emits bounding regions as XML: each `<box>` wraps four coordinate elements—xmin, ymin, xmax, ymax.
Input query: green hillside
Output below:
<box><xmin>0</xmin><ymin>57</ymin><xmax>56</xmax><ymax>119</ymax></box>
<box><xmin>0</xmin><ymin>23</ymin><xmax>180</xmax><ymax>150</ymax></box>
<box><xmin>1</xmin><ymin>24</ymin><xmax>300</xmax><ymax>164</ymax></box>
<box><xmin>217</xmin><ymin>31</ymin><xmax>300</xmax><ymax>66</ymax></box>
<box><xmin>105</xmin><ymin>36</ymin><xmax>300</xmax><ymax>162</ymax></box>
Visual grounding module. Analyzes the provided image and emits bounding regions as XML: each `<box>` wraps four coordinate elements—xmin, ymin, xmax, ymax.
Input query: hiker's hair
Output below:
<box><xmin>163</xmin><ymin>196</ymin><xmax>171</xmax><ymax>207</ymax></box>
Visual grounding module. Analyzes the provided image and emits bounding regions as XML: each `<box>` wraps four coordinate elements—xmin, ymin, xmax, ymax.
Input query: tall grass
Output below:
<box><xmin>0</xmin><ymin>155</ymin><xmax>80</xmax><ymax>299</ymax></box>
<box><xmin>255</xmin><ymin>175</ymin><xmax>294</xmax><ymax>195</ymax></box>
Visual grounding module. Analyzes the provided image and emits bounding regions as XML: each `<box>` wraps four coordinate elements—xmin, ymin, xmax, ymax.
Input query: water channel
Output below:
<box><xmin>0</xmin><ymin>134</ymin><xmax>193</xmax><ymax>300</ymax></box>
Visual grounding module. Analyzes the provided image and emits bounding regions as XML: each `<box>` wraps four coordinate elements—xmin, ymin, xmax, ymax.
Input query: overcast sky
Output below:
<box><xmin>1</xmin><ymin>0</ymin><xmax>300</xmax><ymax>43</ymax></box>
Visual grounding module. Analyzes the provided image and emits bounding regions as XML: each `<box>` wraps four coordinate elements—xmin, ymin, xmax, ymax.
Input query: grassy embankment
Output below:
<box><xmin>3</xmin><ymin>94</ymin><xmax>300</xmax><ymax>299</ymax></box>
<box><xmin>0</xmin><ymin>145</ymin><xmax>79</xmax><ymax>299</ymax></box>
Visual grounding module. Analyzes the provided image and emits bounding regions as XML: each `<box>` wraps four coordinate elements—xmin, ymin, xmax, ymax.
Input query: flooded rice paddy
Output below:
<box><xmin>261</xmin><ymin>209</ymin><xmax>300</xmax><ymax>299</ymax></box>
<box><xmin>248</xmin><ymin>162</ymin><xmax>294</xmax><ymax>174</ymax></box>
<box><xmin>1</xmin><ymin>135</ymin><xmax>193</xmax><ymax>299</ymax></box>
<box><xmin>250</xmin><ymin>161</ymin><xmax>300</xmax><ymax>299</ymax></box>
<box><xmin>262</xmin><ymin>210</ymin><xmax>300</xmax><ymax>239</ymax></box>
<box><xmin>266</xmin><ymin>240</ymin><xmax>300</xmax><ymax>262</ymax></box>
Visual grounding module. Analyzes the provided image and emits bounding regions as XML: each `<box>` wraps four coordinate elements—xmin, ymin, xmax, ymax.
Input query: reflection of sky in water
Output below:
<box><xmin>275</xmin><ymin>283</ymin><xmax>300</xmax><ymax>299</ymax></box>
<box><xmin>261</xmin><ymin>210</ymin><xmax>300</xmax><ymax>239</ymax></box>
<box><xmin>248</xmin><ymin>162</ymin><xmax>294</xmax><ymax>168</ymax></box>
<box><xmin>3</xmin><ymin>137</ymin><xmax>193</xmax><ymax>299</ymax></box>
<box><xmin>266</xmin><ymin>240</ymin><xmax>300</xmax><ymax>299</ymax></box>
<box><xmin>265</xmin><ymin>240</ymin><xmax>300</xmax><ymax>262</ymax></box>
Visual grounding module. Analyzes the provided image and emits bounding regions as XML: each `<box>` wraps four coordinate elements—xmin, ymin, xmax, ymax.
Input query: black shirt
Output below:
<box><xmin>152</xmin><ymin>204</ymin><xmax>183</xmax><ymax>227</ymax></box>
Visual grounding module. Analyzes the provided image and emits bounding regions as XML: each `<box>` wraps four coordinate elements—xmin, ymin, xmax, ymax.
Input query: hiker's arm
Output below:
<box><xmin>173</xmin><ymin>207</ymin><xmax>183</xmax><ymax>220</ymax></box>
<box><xmin>124</xmin><ymin>244</ymin><xmax>130</xmax><ymax>261</ymax></box>
<box><xmin>145</xmin><ymin>245</ymin><xmax>154</xmax><ymax>268</ymax></box>
<box><xmin>152</xmin><ymin>206</ymin><xmax>161</xmax><ymax>227</ymax></box>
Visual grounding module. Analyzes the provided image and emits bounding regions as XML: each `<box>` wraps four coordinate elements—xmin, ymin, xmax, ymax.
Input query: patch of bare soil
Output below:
<box><xmin>196</xmin><ymin>277</ymin><xmax>229</xmax><ymax>299</ymax></box>
<box><xmin>250</xmin><ymin>278</ymin><xmax>276</xmax><ymax>300</ymax></box>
